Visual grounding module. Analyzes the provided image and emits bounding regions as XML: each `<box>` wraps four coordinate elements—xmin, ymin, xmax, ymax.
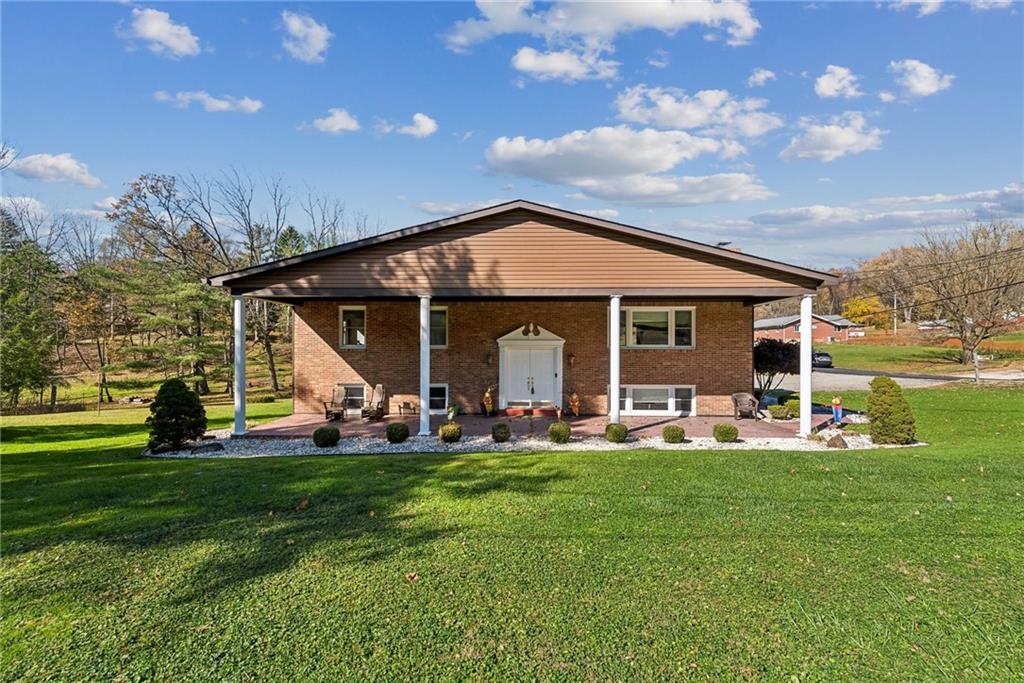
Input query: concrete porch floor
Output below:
<box><xmin>244</xmin><ymin>411</ymin><xmax>832</xmax><ymax>439</ymax></box>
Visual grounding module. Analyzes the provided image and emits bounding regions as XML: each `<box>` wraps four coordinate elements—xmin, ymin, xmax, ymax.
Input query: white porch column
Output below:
<box><xmin>418</xmin><ymin>295</ymin><xmax>431</xmax><ymax>436</ymax></box>
<box><xmin>232</xmin><ymin>295</ymin><xmax>246</xmax><ymax>437</ymax></box>
<box><xmin>798</xmin><ymin>293</ymin><xmax>813</xmax><ymax>437</ymax></box>
<box><xmin>609</xmin><ymin>294</ymin><xmax>622</xmax><ymax>423</ymax></box>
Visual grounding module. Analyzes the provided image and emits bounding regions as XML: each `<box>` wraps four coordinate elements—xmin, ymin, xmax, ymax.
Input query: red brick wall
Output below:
<box><xmin>754</xmin><ymin>321</ymin><xmax>849</xmax><ymax>343</ymax></box>
<box><xmin>293</xmin><ymin>299</ymin><xmax>754</xmax><ymax>417</ymax></box>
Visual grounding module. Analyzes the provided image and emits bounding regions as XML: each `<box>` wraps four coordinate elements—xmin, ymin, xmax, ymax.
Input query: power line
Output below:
<box><xmin>828</xmin><ymin>245</ymin><xmax>1024</xmax><ymax>284</ymax></box>
<box><xmin>868</xmin><ymin>280</ymin><xmax>1024</xmax><ymax>317</ymax></box>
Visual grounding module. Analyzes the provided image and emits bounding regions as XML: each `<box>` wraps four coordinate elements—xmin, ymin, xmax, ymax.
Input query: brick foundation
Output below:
<box><xmin>293</xmin><ymin>299</ymin><xmax>754</xmax><ymax>417</ymax></box>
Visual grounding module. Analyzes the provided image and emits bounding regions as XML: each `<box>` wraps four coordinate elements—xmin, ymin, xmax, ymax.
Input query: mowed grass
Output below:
<box><xmin>2</xmin><ymin>387</ymin><xmax>1023</xmax><ymax>680</ymax></box>
<box><xmin>822</xmin><ymin>342</ymin><xmax>1024</xmax><ymax>374</ymax></box>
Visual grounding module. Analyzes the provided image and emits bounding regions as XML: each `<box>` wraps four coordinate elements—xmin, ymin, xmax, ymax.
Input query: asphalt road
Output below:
<box><xmin>776</xmin><ymin>366</ymin><xmax>1023</xmax><ymax>392</ymax></box>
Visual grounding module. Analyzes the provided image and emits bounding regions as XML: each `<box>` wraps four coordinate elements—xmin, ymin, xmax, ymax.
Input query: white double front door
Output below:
<box><xmin>505</xmin><ymin>348</ymin><xmax>556</xmax><ymax>406</ymax></box>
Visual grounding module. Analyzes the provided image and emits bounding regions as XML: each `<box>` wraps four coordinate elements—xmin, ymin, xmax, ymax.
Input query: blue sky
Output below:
<box><xmin>2</xmin><ymin>1</ymin><xmax>1022</xmax><ymax>267</ymax></box>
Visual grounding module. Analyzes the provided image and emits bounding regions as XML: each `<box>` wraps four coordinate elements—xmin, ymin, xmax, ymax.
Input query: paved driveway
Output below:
<box><xmin>777</xmin><ymin>370</ymin><xmax>949</xmax><ymax>392</ymax></box>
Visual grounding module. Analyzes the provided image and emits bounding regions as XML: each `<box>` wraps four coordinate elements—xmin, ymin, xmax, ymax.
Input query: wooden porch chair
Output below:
<box><xmin>731</xmin><ymin>392</ymin><xmax>760</xmax><ymax>421</ymax></box>
<box><xmin>323</xmin><ymin>385</ymin><xmax>348</xmax><ymax>421</ymax></box>
<box><xmin>361</xmin><ymin>384</ymin><xmax>386</xmax><ymax>421</ymax></box>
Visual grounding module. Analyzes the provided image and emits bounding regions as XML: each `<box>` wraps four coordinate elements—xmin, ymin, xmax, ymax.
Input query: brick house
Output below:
<box><xmin>210</xmin><ymin>201</ymin><xmax>836</xmax><ymax>436</ymax></box>
<box><xmin>754</xmin><ymin>314</ymin><xmax>865</xmax><ymax>343</ymax></box>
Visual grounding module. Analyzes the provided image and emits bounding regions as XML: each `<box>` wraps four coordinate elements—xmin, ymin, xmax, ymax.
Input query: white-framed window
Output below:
<box><xmin>430</xmin><ymin>306</ymin><xmax>448</xmax><ymax>348</ymax></box>
<box><xmin>616</xmin><ymin>385</ymin><xmax>696</xmax><ymax>416</ymax></box>
<box><xmin>339</xmin><ymin>306</ymin><xmax>367</xmax><ymax>348</ymax></box>
<box><xmin>615</xmin><ymin>307</ymin><xmax>695</xmax><ymax>349</ymax></box>
<box><xmin>342</xmin><ymin>384</ymin><xmax>366</xmax><ymax>414</ymax></box>
<box><xmin>428</xmin><ymin>384</ymin><xmax>448</xmax><ymax>414</ymax></box>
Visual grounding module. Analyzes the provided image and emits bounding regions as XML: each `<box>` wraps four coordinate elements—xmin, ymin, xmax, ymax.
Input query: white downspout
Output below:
<box><xmin>419</xmin><ymin>295</ymin><xmax>431</xmax><ymax>436</ymax></box>
<box><xmin>798</xmin><ymin>293</ymin><xmax>813</xmax><ymax>437</ymax></box>
<box><xmin>609</xmin><ymin>294</ymin><xmax>622</xmax><ymax>423</ymax></box>
<box><xmin>232</xmin><ymin>295</ymin><xmax>246</xmax><ymax>437</ymax></box>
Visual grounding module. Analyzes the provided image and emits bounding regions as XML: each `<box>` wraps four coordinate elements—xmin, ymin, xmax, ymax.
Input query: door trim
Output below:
<box><xmin>497</xmin><ymin>324</ymin><xmax>564</xmax><ymax>409</ymax></box>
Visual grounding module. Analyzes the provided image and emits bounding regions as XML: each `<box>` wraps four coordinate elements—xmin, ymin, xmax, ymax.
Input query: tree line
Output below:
<box><xmin>756</xmin><ymin>221</ymin><xmax>1024</xmax><ymax>364</ymax></box>
<box><xmin>1</xmin><ymin>171</ymin><xmax>379</xmax><ymax>410</ymax></box>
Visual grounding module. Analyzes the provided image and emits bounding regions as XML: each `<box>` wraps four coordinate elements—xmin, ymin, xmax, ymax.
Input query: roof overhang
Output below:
<box><xmin>208</xmin><ymin>200</ymin><xmax>839</xmax><ymax>291</ymax></box>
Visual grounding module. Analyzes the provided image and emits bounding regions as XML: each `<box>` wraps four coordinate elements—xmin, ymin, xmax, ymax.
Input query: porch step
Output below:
<box><xmin>500</xmin><ymin>407</ymin><xmax>560</xmax><ymax>417</ymax></box>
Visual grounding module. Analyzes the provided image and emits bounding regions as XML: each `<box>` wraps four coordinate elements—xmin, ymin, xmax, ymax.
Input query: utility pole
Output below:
<box><xmin>892</xmin><ymin>291</ymin><xmax>898</xmax><ymax>337</ymax></box>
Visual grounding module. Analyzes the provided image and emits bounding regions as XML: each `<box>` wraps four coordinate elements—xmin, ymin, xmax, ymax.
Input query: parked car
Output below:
<box><xmin>812</xmin><ymin>351</ymin><xmax>833</xmax><ymax>368</ymax></box>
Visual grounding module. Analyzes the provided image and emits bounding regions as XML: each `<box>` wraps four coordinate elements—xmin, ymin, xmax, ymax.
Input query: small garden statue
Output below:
<box><xmin>447</xmin><ymin>404</ymin><xmax>459</xmax><ymax>422</ymax></box>
<box><xmin>569</xmin><ymin>390</ymin><xmax>581</xmax><ymax>417</ymax></box>
<box><xmin>482</xmin><ymin>386</ymin><xmax>495</xmax><ymax>416</ymax></box>
<box><xmin>831</xmin><ymin>395</ymin><xmax>843</xmax><ymax>423</ymax></box>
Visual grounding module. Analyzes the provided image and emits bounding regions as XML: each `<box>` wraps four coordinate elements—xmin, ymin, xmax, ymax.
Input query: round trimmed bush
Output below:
<box><xmin>713</xmin><ymin>423</ymin><xmax>739</xmax><ymax>443</ymax></box>
<box><xmin>257</xmin><ymin>394</ymin><xmax>276</xmax><ymax>403</ymax></box>
<box><xmin>385</xmin><ymin>422</ymin><xmax>410</xmax><ymax>444</ymax></box>
<box><xmin>784</xmin><ymin>398</ymin><xmax>801</xmax><ymax>416</ymax></box>
<box><xmin>312</xmin><ymin>426</ymin><xmax>340</xmax><ymax>448</ymax></box>
<box><xmin>491</xmin><ymin>422</ymin><xmax>512</xmax><ymax>443</ymax></box>
<box><xmin>768</xmin><ymin>404</ymin><xmax>791</xmax><ymax>420</ymax></box>
<box><xmin>548</xmin><ymin>421</ymin><xmax>571</xmax><ymax>444</ymax></box>
<box><xmin>605</xmin><ymin>423</ymin><xmax>628</xmax><ymax>443</ymax></box>
<box><xmin>438</xmin><ymin>422</ymin><xmax>462</xmax><ymax>443</ymax></box>
<box><xmin>662</xmin><ymin>425</ymin><xmax>685</xmax><ymax>443</ymax></box>
<box><xmin>867</xmin><ymin>376</ymin><xmax>916</xmax><ymax>444</ymax></box>
<box><xmin>146</xmin><ymin>378</ymin><xmax>207</xmax><ymax>450</ymax></box>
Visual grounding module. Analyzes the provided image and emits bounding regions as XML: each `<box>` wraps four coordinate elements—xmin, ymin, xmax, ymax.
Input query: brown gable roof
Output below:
<box><xmin>208</xmin><ymin>200</ymin><xmax>838</xmax><ymax>291</ymax></box>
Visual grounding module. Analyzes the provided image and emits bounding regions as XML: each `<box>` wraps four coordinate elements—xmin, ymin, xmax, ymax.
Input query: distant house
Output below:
<box><xmin>917</xmin><ymin>319</ymin><xmax>951</xmax><ymax>332</ymax></box>
<box><xmin>754</xmin><ymin>314</ymin><xmax>865</xmax><ymax>343</ymax></box>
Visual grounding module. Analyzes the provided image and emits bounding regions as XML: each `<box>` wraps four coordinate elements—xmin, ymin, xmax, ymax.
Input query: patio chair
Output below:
<box><xmin>731</xmin><ymin>392</ymin><xmax>760</xmax><ymax>421</ymax></box>
<box><xmin>361</xmin><ymin>384</ymin><xmax>386</xmax><ymax>421</ymax></box>
<box><xmin>323</xmin><ymin>385</ymin><xmax>349</xmax><ymax>421</ymax></box>
<box><xmin>398</xmin><ymin>401</ymin><xmax>417</xmax><ymax>415</ymax></box>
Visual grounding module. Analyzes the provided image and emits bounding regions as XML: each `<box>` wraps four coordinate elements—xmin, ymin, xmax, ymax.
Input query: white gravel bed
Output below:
<box><xmin>146</xmin><ymin>426</ymin><xmax>921</xmax><ymax>459</ymax></box>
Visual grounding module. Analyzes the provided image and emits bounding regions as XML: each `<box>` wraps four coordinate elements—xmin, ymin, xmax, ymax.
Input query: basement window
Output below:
<box><xmin>616</xmin><ymin>385</ymin><xmax>696</xmax><ymax>416</ymax></box>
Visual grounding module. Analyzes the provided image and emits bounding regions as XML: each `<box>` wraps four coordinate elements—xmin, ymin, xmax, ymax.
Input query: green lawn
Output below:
<box><xmin>821</xmin><ymin>342</ymin><xmax>1023</xmax><ymax>375</ymax></box>
<box><xmin>3</xmin><ymin>387</ymin><xmax>1023</xmax><ymax>680</ymax></box>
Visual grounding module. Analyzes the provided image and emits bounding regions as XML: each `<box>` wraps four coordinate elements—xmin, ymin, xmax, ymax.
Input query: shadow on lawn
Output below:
<box><xmin>2</xmin><ymin>443</ymin><xmax>570</xmax><ymax>606</ymax></box>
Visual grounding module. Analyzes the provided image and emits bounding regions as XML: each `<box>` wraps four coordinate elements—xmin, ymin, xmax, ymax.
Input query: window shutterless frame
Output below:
<box><xmin>338</xmin><ymin>306</ymin><xmax>367</xmax><ymax>348</ymax></box>
<box><xmin>430</xmin><ymin>306</ymin><xmax>448</xmax><ymax>348</ymax></box>
<box><xmin>614</xmin><ymin>384</ymin><xmax>697</xmax><ymax>417</ymax></box>
<box><xmin>608</xmin><ymin>306</ymin><xmax>697</xmax><ymax>349</ymax></box>
<box><xmin>428</xmin><ymin>384</ymin><xmax>448</xmax><ymax>414</ymax></box>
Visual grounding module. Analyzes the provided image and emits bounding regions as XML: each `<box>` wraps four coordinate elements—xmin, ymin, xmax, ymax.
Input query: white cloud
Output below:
<box><xmin>888</xmin><ymin>59</ymin><xmax>954</xmax><ymax>98</ymax></box>
<box><xmin>444</xmin><ymin>0</ymin><xmax>761</xmax><ymax>51</ymax></box>
<box><xmin>878</xmin><ymin>90</ymin><xmax>897</xmax><ymax>103</ymax></box>
<box><xmin>485</xmin><ymin>125</ymin><xmax>774</xmax><ymax>206</ymax></box>
<box><xmin>647</xmin><ymin>48</ymin><xmax>670</xmax><ymax>69</ymax></box>
<box><xmin>577</xmin><ymin>208</ymin><xmax>620</xmax><ymax>219</ymax></box>
<box><xmin>614</xmin><ymin>85</ymin><xmax>784</xmax><ymax>138</ymax></box>
<box><xmin>0</xmin><ymin>196</ymin><xmax>47</xmax><ymax>215</ymax></box>
<box><xmin>120</xmin><ymin>8</ymin><xmax>201</xmax><ymax>59</ymax></box>
<box><xmin>94</xmin><ymin>196</ymin><xmax>118</xmax><ymax>211</ymax></box>
<box><xmin>304</xmin><ymin>108</ymin><xmax>360</xmax><ymax>134</ymax></box>
<box><xmin>747</xmin><ymin>67</ymin><xmax>776</xmax><ymax>87</ymax></box>
<box><xmin>416</xmin><ymin>199</ymin><xmax>504</xmax><ymax>215</ymax></box>
<box><xmin>400</xmin><ymin>113</ymin><xmax>439</xmax><ymax>138</ymax></box>
<box><xmin>154</xmin><ymin>90</ymin><xmax>263</xmax><ymax>113</ymax></box>
<box><xmin>511</xmin><ymin>46</ymin><xmax>619</xmax><ymax>82</ymax></box>
<box><xmin>8</xmin><ymin>153</ymin><xmax>101</xmax><ymax>187</ymax></box>
<box><xmin>970</xmin><ymin>0</ymin><xmax>1014</xmax><ymax>9</ymax></box>
<box><xmin>865</xmin><ymin>182</ymin><xmax>1023</xmax><ymax>212</ymax></box>
<box><xmin>779</xmin><ymin>112</ymin><xmax>885</xmax><ymax>162</ymax></box>
<box><xmin>889</xmin><ymin>0</ymin><xmax>944</xmax><ymax>17</ymax></box>
<box><xmin>280</xmin><ymin>11</ymin><xmax>333</xmax><ymax>64</ymax></box>
<box><xmin>814</xmin><ymin>65</ymin><xmax>863</xmax><ymax>98</ymax></box>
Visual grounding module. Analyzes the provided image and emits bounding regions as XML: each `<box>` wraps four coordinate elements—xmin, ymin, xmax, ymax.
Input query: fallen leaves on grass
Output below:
<box><xmin>296</xmin><ymin>497</ymin><xmax>310</xmax><ymax>511</ymax></box>
<box><xmin>405</xmin><ymin>572</ymin><xmax>419</xmax><ymax>582</ymax></box>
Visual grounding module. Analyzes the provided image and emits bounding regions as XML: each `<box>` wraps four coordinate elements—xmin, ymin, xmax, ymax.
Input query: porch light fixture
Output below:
<box><xmin>568</xmin><ymin>353</ymin><xmax>575</xmax><ymax>368</ymax></box>
<box><xmin>486</xmin><ymin>352</ymin><xmax>494</xmax><ymax>366</ymax></box>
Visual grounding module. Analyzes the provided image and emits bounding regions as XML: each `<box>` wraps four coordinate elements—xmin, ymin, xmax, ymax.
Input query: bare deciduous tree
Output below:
<box><xmin>914</xmin><ymin>222</ymin><xmax>1024</xmax><ymax>363</ymax></box>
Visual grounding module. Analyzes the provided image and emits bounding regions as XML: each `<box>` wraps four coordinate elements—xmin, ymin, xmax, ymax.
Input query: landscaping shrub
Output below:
<box><xmin>385</xmin><ymin>422</ymin><xmax>409</xmax><ymax>444</ymax></box>
<box><xmin>768</xmin><ymin>404</ymin><xmax>791</xmax><ymax>420</ymax></box>
<box><xmin>438</xmin><ymin>422</ymin><xmax>462</xmax><ymax>443</ymax></box>
<box><xmin>784</xmin><ymin>398</ymin><xmax>801</xmax><ymax>416</ymax></box>
<box><xmin>312</xmin><ymin>426</ymin><xmax>340</xmax><ymax>448</ymax></box>
<box><xmin>257</xmin><ymin>395</ymin><xmax>276</xmax><ymax>403</ymax></box>
<box><xmin>491</xmin><ymin>422</ymin><xmax>511</xmax><ymax>443</ymax></box>
<box><xmin>548</xmin><ymin>421</ymin><xmax>571</xmax><ymax>444</ymax></box>
<box><xmin>662</xmin><ymin>425</ymin><xmax>685</xmax><ymax>443</ymax></box>
<box><xmin>867</xmin><ymin>376</ymin><xmax>916</xmax><ymax>444</ymax></box>
<box><xmin>605</xmin><ymin>423</ymin><xmax>628</xmax><ymax>443</ymax></box>
<box><xmin>146</xmin><ymin>378</ymin><xmax>207</xmax><ymax>450</ymax></box>
<box><xmin>713</xmin><ymin>423</ymin><xmax>739</xmax><ymax>443</ymax></box>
